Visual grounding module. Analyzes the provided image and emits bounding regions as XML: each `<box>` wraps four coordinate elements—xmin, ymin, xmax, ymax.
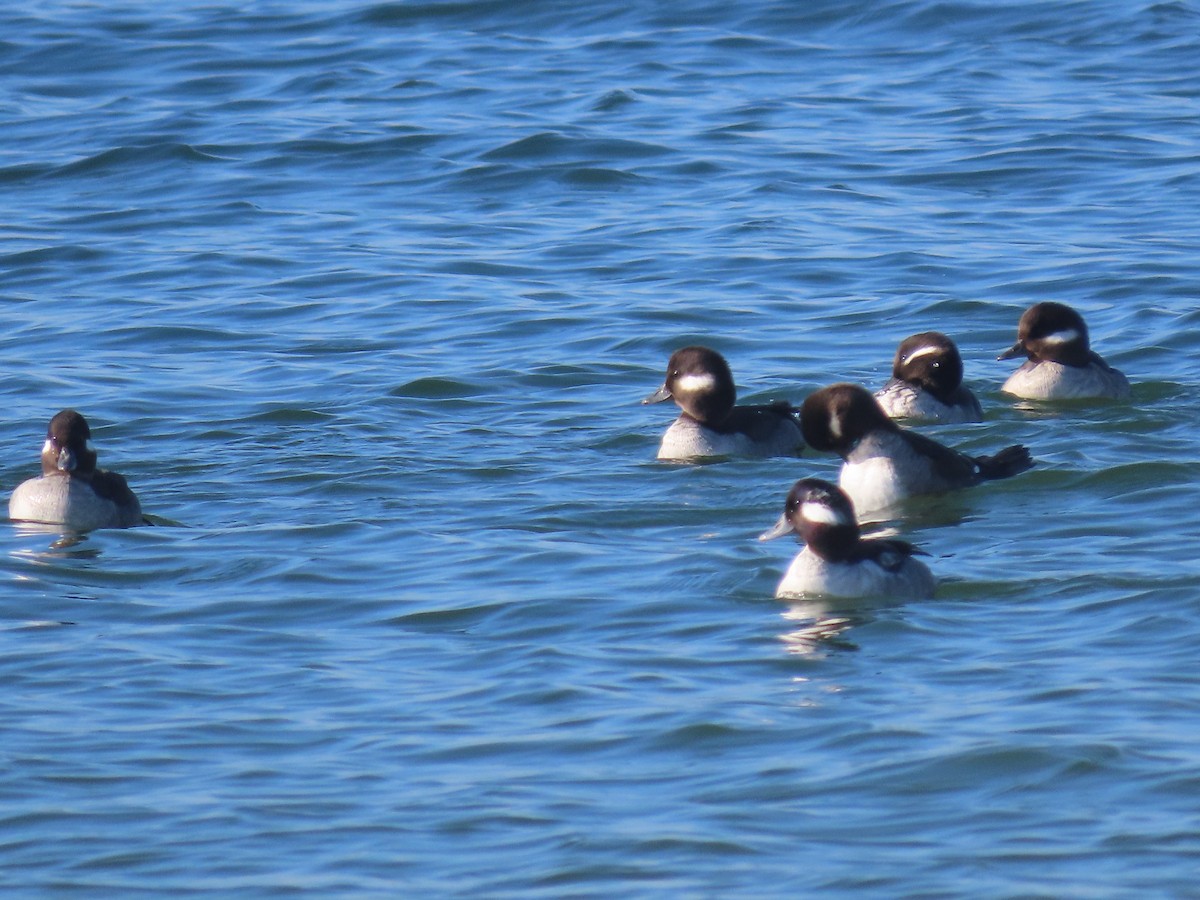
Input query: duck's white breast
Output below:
<box><xmin>774</xmin><ymin>548</ymin><xmax>935</xmax><ymax>601</ymax></box>
<box><xmin>838</xmin><ymin>454</ymin><xmax>905</xmax><ymax>518</ymax></box>
<box><xmin>657</xmin><ymin>417</ymin><xmax>798</xmax><ymax>460</ymax></box>
<box><xmin>876</xmin><ymin>382</ymin><xmax>979</xmax><ymax>423</ymax></box>
<box><xmin>1002</xmin><ymin>360</ymin><xmax>1130</xmax><ymax>400</ymax></box>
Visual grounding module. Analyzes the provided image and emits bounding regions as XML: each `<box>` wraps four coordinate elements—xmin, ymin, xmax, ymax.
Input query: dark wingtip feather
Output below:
<box><xmin>975</xmin><ymin>444</ymin><xmax>1034</xmax><ymax>480</ymax></box>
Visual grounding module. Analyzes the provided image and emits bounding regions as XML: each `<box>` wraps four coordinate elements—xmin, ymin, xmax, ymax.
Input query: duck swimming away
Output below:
<box><xmin>9</xmin><ymin>409</ymin><xmax>146</xmax><ymax>531</ymax></box>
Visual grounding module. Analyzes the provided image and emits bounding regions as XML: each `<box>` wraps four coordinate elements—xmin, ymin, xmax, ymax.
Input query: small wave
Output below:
<box><xmin>481</xmin><ymin>131</ymin><xmax>672</xmax><ymax>163</ymax></box>
<box><xmin>50</xmin><ymin>142</ymin><xmax>226</xmax><ymax>179</ymax></box>
<box><xmin>391</xmin><ymin>377</ymin><xmax>490</xmax><ymax>399</ymax></box>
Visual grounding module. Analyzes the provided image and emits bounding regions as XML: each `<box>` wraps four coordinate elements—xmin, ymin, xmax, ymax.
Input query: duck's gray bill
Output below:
<box><xmin>996</xmin><ymin>341</ymin><xmax>1024</xmax><ymax>361</ymax></box>
<box><xmin>758</xmin><ymin>513</ymin><xmax>794</xmax><ymax>542</ymax></box>
<box><xmin>642</xmin><ymin>385</ymin><xmax>672</xmax><ymax>405</ymax></box>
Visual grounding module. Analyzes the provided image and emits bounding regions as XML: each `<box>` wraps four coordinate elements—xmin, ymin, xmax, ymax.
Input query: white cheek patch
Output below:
<box><xmin>41</xmin><ymin>439</ymin><xmax>54</xmax><ymax>455</ymax></box>
<box><xmin>675</xmin><ymin>372</ymin><xmax>717</xmax><ymax>394</ymax></box>
<box><xmin>903</xmin><ymin>345</ymin><xmax>941</xmax><ymax>365</ymax></box>
<box><xmin>828</xmin><ymin>411</ymin><xmax>842</xmax><ymax>440</ymax></box>
<box><xmin>801</xmin><ymin>501</ymin><xmax>850</xmax><ymax>527</ymax></box>
<box><xmin>1042</xmin><ymin>328</ymin><xmax>1080</xmax><ymax>345</ymax></box>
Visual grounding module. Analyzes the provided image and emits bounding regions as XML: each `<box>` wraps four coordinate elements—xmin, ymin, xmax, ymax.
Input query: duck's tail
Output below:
<box><xmin>975</xmin><ymin>444</ymin><xmax>1034</xmax><ymax>480</ymax></box>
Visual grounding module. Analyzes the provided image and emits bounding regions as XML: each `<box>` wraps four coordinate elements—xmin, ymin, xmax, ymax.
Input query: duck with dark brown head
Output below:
<box><xmin>643</xmin><ymin>346</ymin><xmax>804</xmax><ymax>461</ymax></box>
<box><xmin>9</xmin><ymin>409</ymin><xmax>146</xmax><ymax>531</ymax></box>
<box><xmin>999</xmin><ymin>302</ymin><xmax>1130</xmax><ymax>400</ymax></box>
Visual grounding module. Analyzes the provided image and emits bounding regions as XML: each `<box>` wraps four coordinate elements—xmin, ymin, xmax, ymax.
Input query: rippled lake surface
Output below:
<box><xmin>2</xmin><ymin>0</ymin><xmax>1199</xmax><ymax>894</ymax></box>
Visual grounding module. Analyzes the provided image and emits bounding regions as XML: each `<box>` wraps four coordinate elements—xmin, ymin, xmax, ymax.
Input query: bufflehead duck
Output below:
<box><xmin>9</xmin><ymin>409</ymin><xmax>145</xmax><ymax>530</ymax></box>
<box><xmin>759</xmin><ymin>478</ymin><xmax>935</xmax><ymax>600</ymax></box>
<box><xmin>999</xmin><ymin>302</ymin><xmax>1130</xmax><ymax>400</ymax></box>
<box><xmin>643</xmin><ymin>346</ymin><xmax>804</xmax><ymax>460</ymax></box>
<box><xmin>875</xmin><ymin>331</ymin><xmax>983</xmax><ymax>423</ymax></box>
<box><xmin>800</xmin><ymin>383</ymin><xmax>1033</xmax><ymax>515</ymax></box>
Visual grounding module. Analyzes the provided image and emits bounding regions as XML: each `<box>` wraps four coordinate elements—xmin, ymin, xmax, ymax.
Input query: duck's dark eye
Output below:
<box><xmin>931</xmin><ymin>361</ymin><xmax>940</xmax><ymax>368</ymax></box>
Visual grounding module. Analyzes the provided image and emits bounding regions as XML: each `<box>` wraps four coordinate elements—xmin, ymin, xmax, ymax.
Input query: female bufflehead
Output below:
<box><xmin>643</xmin><ymin>346</ymin><xmax>804</xmax><ymax>460</ymax></box>
<box><xmin>875</xmin><ymin>331</ymin><xmax>983</xmax><ymax>423</ymax></box>
<box><xmin>801</xmin><ymin>383</ymin><xmax>1033</xmax><ymax>515</ymax></box>
<box><xmin>999</xmin><ymin>302</ymin><xmax>1130</xmax><ymax>400</ymax></box>
<box><xmin>759</xmin><ymin>478</ymin><xmax>935</xmax><ymax>600</ymax></box>
<box><xmin>9</xmin><ymin>409</ymin><xmax>146</xmax><ymax>530</ymax></box>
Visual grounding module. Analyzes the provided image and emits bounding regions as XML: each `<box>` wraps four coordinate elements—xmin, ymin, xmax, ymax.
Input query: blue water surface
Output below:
<box><xmin>2</xmin><ymin>0</ymin><xmax>1199</xmax><ymax>894</ymax></box>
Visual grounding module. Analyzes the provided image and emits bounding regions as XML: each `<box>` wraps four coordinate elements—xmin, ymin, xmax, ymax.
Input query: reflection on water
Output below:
<box><xmin>10</xmin><ymin>523</ymin><xmax>97</xmax><ymax>556</ymax></box>
<box><xmin>778</xmin><ymin>596</ymin><xmax>892</xmax><ymax>655</ymax></box>
<box><xmin>780</xmin><ymin>610</ymin><xmax>865</xmax><ymax>654</ymax></box>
